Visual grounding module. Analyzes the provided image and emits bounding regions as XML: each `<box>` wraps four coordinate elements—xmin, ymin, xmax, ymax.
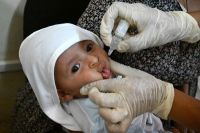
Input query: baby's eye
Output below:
<box><xmin>86</xmin><ymin>43</ymin><xmax>93</xmax><ymax>52</ymax></box>
<box><xmin>71</xmin><ymin>64</ymin><xmax>80</xmax><ymax>73</ymax></box>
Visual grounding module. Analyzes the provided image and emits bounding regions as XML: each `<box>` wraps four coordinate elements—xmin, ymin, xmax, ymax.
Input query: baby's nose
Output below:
<box><xmin>88</xmin><ymin>55</ymin><xmax>99</xmax><ymax>69</ymax></box>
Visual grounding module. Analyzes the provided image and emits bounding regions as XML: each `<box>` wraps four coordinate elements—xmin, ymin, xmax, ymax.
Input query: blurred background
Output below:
<box><xmin>0</xmin><ymin>0</ymin><xmax>90</xmax><ymax>132</ymax></box>
<box><xmin>0</xmin><ymin>0</ymin><xmax>26</xmax><ymax>132</ymax></box>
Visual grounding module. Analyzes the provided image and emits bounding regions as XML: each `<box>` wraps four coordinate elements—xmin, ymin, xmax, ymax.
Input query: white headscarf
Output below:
<box><xmin>19</xmin><ymin>23</ymin><xmax>103</xmax><ymax>131</ymax></box>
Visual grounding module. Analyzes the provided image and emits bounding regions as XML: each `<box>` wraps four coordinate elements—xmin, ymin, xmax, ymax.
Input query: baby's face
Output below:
<box><xmin>55</xmin><ymin>40</ymin><xmax>112</xmax><ymax>101</ymax></box>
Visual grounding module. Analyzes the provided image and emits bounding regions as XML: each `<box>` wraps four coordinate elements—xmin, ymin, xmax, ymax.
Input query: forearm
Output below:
<box><xmin>188</xmin><ymin>11</ymin><xmax>200</xmax><ymax>26</ymax></box>
<box><xmin>169</xmin><ymin>89</ymin><xmax>200</xmax><ymax>131</ymax></box>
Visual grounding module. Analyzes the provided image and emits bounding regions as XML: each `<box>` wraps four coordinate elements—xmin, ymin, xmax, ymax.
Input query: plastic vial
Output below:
<box><xmin>108</xmin><ymin>19</ymin><xmax>130</xmax><ymax>56</ymax></box>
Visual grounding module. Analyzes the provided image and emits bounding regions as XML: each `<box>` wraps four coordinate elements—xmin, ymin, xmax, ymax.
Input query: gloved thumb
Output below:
<box><xmin>80</xmin><ymin>78</ymin><xmax>120</xmax><ymax>95</ymax></box>
<box><xmin>110</xmin><ymin>59</ymin><xmax>153</xmax><ymax>78</ymax></box>
<box><xmin>100</xmin><ymin>17</ymin><xmax>113</xmax><ymax>46</ymax></box>
<box><xmin>80</xmin><ymin>79</ymin><xmax>123</xmax><ymax>108</ymax></box>
<box><xmin>100</xmin><ymin>2</ymin><xmax>124</xmax><ymax>46</ymax></box>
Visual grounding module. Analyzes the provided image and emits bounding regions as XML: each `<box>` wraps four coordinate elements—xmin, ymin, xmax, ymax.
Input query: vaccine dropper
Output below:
<box><xmin>108</xmin><ymin>19</ymin><xmax>130</xmax><ymax>56</ymax></box>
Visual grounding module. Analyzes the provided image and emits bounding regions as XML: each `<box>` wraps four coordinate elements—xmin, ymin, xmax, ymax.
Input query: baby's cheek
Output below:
<box><xmin>89</xmin><ymin>73</ymin><xmax>103</xmax><ymax>82</ymax></box>
<box><xmin>83</xmin><ymin>73</ymin><xmax>103</xmax><ymax>85</ymax></box>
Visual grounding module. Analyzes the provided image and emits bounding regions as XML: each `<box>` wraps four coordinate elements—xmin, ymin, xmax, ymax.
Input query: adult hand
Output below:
<box><xmin>80</xmin><ymin>60</ymin><xmax>174</xmax><ymax>133</ymax></box>
<box><xmin>100</xmin><ymin>2</ymin><xmax>200</xmax><ymax>52</ymax></box>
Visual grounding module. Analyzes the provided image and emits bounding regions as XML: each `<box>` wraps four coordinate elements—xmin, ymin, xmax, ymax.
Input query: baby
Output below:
<box><xmin>19</xmin><ymin>23</ymin><xmax>165</xmax><ymax>133</ymax></box>
<box><xmin>54</xmin><ymin>39</ymin><xmax>112</xmax><ymax>101</ymax></box>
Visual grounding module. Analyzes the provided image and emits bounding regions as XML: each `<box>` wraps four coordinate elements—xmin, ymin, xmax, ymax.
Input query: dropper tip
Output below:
<box><xmin>108</xmin><ymin>49</ymin><xmax>113</xmax><ymax>56</ymax></box>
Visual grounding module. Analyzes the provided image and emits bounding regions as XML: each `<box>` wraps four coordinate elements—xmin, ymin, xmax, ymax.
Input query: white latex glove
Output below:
<box><xmin>100</xmin><ymin>2</ymin><xmax>200</xmax><ymax>52</ymax></box>
<box><xmin>81</xmin><ymin>60</ymin><xmax>174</xmax><ymax>133</ymax></box>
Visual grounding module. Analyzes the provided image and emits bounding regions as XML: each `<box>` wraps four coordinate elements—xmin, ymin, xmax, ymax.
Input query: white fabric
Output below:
<box><xmin>63</xmin><ymin>98</ymin><xmax>166</xmax><ymax>133</ymax></box>
<box><xmin>19</xmin><ymin>23</ymin><xmax>103</xmax><ymax>131</ymax></box>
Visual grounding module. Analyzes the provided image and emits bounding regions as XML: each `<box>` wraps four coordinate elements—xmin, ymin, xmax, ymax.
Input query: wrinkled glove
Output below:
<box><xmin>100</xmin><ymin>2</ymin><xmax>200</xmax><ymax>52</ymax></box>
<box><xmin>81</xmin><ymin>60</ymin><xmax>174</xmax><ymax>133</ymax></box>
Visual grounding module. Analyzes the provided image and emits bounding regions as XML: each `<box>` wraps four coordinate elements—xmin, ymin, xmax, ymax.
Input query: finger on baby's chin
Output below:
<box><xmin>106</xmin><ymin>118</ymin><xmax>130</xmax><ymax>133</ymax></box>
<box><xmin>80</xmin><ymin>86</ymin><xmax>91</xmax><ymax>95</ymax></box>
<box><xmin>106</xmin><ymin>122</ymin><xmax>127</xmax><ymax>133</ymax></box>
<box><xmin>106</xmin><ymin>122</ymin><xmax>121</xmax><ymax>133</ymax></box>
<box><xmin>80</xmin><ymin>86</ymin><xmax>102</xmax><ymax>95</ymax></box>
<box><xmin>89</xmin><ymin>89</ymin><xmax>121</xmax><ymax>108</ymax></box>
<box><xmin>99</xmin><ymin>108</ymin><xmax>128</xmax><ymax>123</ymax></box>
<box><xmin>81</xmin><ymin>78</ymin><xmax>120</xmax><ymax>95</ymax></box>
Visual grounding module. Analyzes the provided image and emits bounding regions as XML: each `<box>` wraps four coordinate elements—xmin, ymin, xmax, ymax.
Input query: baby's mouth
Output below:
<box><xmin>102</xmin><ymin>67</ymin><xmax>112</xmax><ymax>79</ymax></box>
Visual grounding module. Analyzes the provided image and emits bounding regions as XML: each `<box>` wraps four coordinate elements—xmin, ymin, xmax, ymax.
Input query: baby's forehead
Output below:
<box><xmin>56</xmin><ymin>40</ymin><xmax>94</xmax><ymax>61</ymax></box>
<box><xmin>68</xmin><ymin>39</ymin><xmax>98</xmax><ymax>49</ymax></box>
<box><xmin>57</xmin><ymin>39</ymin><xmax>100</xmax><ymax>62</ymax></box>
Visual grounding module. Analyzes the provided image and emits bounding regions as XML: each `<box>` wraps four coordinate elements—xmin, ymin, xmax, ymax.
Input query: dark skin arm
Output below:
<box><xmin>170</xmin><ymin>9</ymin><xmax>200</xmax><ymax>132</ymax></box>
<box><xmin>169</xmin><ymin>89</ymin><xmax>200</xmax><ymax>131</ymax></box>
<box><xmin>170</xmin><ymin>2</ymin><xmax>200</xmax><ymax>130</ymax></box>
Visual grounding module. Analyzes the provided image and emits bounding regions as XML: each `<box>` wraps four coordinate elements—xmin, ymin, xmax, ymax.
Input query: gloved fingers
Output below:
<box><xmin>106</xmin><ymin>118</ymin><xmax>131</xmax><ymax>133</ymax></box>
<box><xmin>80</xmin><ymin>78</ymin><xmax>122</xmax><ymax>95</ymax></box>
<box><xmin>99</xmin><ymin>107</ymin><xmax>128</xmax><ymax>123</ymax></box>
<box><xmin>116</xmin><ymin>40</ymin><xmax>130</xmax><ymax>53</ymax></box>
<box><xmin>110</xmin><ymin>59</ymin><xmax>135</xmax><ymax>77</ymax></box>
<box><xmin>87</xmin><ymin>87</ymin><xmax>122</xmax><ymax>108</ymax></box>
<box><xmin>100</xmin><ymin>2</ymin><xmax>154</xmax><ymax>50</ymax></box>
<box><xmin>100</xmin><ymin>2</ymin><xmax>138</xmax><ymax>46</ymax></box>
<box><xmin>106</xmin><ymin>122</ymin><xmax>121</xmax><ymax>133</ymax></box>
<box><xmin>110</xmin><ymin>59</ymin><xmax>153</xmax><ymax>78</ymax></box>
<box><xmin>80</xmin><ymin>86</ymin><xmax>91</xmax><ymax>95</ymax></box>
<box><xmin>117</xmin><ymin>37</ymin><xmax>141</xmax><ymax>53</ymax></box>
<box><xmin>117</xmin><ymin>25</ymin><xmax>153</xmax><ymax>52</ymax></box>
<box><xmin>100</xmin><ymin>2</ymin><xmax>120</xmax><ymax>46</ymax></box>
<box><xmin>100</xmin><ymin>18</ymin><xmax>113</xmax><ymax>46</ymax></box>
<box><xmin>109</xmin><ymin>59</ymin><xmax>126</xmax><ymax>75</ymax></box>
<box><xmin>106</xmin><ymin>122</ymin><xmax>122</xmax><ymax>133</ymax></box>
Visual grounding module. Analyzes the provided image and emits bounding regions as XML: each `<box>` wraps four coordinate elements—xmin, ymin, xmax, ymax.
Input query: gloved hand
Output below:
<box><xmin>100</xmin><ymin>2</ymin><xmax>200</xmax><ymax>52</ymax></box>
<box><xmin>81</xmin><ymin>60</ymin><xmax>174</xmax><ymax>133</ymax></box>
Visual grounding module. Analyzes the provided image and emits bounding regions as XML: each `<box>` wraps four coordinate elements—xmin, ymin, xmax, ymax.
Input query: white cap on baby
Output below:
<box><xmin>19</xmin><ymin>23</ymin><xmax>103</xmax><ymax>131</ymax></box>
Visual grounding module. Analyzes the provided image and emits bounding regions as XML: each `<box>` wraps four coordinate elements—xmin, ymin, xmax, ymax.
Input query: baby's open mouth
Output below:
<box><xmin>102</xmin><ymin>67</ymin><xmax>112</xmax><ymax>79</ymax></box>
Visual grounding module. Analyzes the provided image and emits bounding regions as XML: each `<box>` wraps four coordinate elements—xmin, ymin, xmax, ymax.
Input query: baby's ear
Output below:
<box><xmin>57</xmin><ymin>90</ymin><xmax>73</xmax><ymax>102</ymax></box>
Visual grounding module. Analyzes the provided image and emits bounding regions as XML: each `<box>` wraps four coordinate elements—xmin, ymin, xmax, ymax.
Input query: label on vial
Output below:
<box><xmin>114</xmin><ymin>20</ymin><xmax>130</xmax><ymax>38</ymax></box>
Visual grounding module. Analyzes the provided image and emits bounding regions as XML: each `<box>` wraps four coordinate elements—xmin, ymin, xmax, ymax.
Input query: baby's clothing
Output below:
<box><xmin>63</xmin><ymin>98</ymin><xmax>168</xmax><ymax>133</ymax></box>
